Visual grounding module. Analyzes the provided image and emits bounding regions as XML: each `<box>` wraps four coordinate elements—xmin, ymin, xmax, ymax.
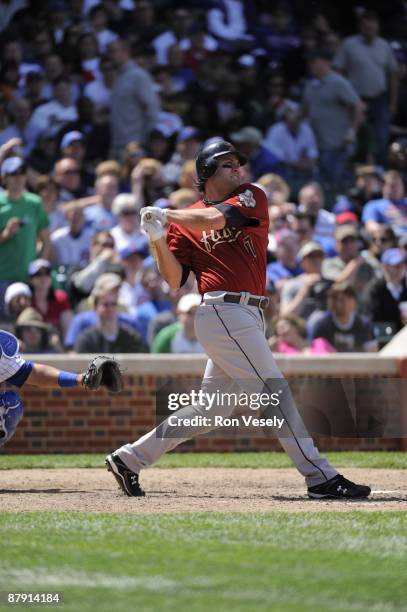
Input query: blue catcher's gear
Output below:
<box><xmin>0</xmin><ymin>391</ymin><xmax>24</xmax><ymax>447</ymax></box>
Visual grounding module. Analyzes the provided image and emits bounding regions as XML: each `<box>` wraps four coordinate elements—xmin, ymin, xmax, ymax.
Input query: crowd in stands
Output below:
<box><xmin>0</xmin><ymin>1</ymin><xmax>406</xmax><ymax>356</ymax></box>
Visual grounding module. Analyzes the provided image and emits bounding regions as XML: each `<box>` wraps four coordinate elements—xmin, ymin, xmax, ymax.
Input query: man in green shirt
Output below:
<box><xmin>0</xmin><ymin>157</ymin><xmax>50</xmax><ymax>303</ymax></box>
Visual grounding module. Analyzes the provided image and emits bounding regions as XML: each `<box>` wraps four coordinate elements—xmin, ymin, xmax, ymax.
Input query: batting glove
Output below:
<box><xmin>141</xmin><ymin>206</ymin><xmax>169</xmax><ymax>225</ymax></box>
<box><xmin>141</xmin><ymin>217</ymin><xmax>164</xmax><ymax>242</ymax></box>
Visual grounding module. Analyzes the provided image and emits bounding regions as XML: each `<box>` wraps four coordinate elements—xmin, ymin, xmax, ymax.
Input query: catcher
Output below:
<box><xmin>0</xmin><ymin>329</ymin><xmax>122</xmax><ymax>448</ymax></box>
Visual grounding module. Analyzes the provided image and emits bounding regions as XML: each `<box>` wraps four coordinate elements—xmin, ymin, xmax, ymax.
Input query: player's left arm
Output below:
<box><xmin>166</xmin><ymin>207</ymin><xmax>226</xmax><ymax>231</ymax></box>
<box><xmin>26</xmin><ymin>363</ymin><xmax>83</xmax><ymax>388</ymax></box>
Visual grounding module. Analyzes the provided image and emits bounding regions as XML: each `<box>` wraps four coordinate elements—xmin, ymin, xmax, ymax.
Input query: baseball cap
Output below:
<box><xmin>336</xmin><ymin>211</ymin><xmax>358</xmax><ymax>225</ymax></box>
<box><xmin>230</xmin><ymin>126</ymin><xmax>263</xmax><ymax>146</ymax></box>
<box><xmin>4</xmin><ymin>282</ymin><xmax>32</xmax><ymax>306</ymax></box>
<box><xmin>28</xmin><ymin>259</ymin><xmax>51</xmax><ymax>276</ymax></box>
<box><xmin>177</xmin><ymin>293</ymin><xmax>201</xmax><ymax>313</ymax></box>
<box><xmin>91</xmin><ymin>273</ymin><xmax>122</xmax><ymax>297</ymax></box>
<box><xmin>1</xmin><ymin>157</ymin><xmax>26</xmax><ymax>176</ymax></box>
<box><xmin>119</xmin><ymin>239</ymin><xmax>149</xmax><ymax>260</ymax></box>
<box><xmin>381</xmin><ymin>248</ymin><xmax>406</xmax><ymax>266</ymax></box>
<box><xmin>177</xmin><ymin>126</ymin><xmax>199</xmax><ymax>144</ymax></box>
<box><xmin>60</xmin><ymin>131</ymin><xmax>83</xmax><ymax>149</ymax></box>
<box><xmin>298</xmin><ymin>241</ymin><xmax>324</xmax><ymax>260</ymax></box>
<box><xmin>335</xmin><ymin>224</ymin><xmax>358</xmax><ymax>241</ymax></box>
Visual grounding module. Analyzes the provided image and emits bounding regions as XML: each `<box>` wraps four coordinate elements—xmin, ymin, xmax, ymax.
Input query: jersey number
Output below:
<box><xmin>243</xmin><ymin>236</ymin><xmax>257</xmax><ymax>258</ymax></box>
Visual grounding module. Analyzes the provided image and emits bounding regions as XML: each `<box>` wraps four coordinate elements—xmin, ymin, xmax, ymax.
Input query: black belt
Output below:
<box><xmin>223</xmin><ymin>293</ymin><xmax>269</xmax><ymax>310</ymax></box>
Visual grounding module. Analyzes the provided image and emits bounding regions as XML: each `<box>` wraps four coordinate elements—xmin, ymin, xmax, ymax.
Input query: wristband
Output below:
<box><xmin>58</xmin><ymin>371</ymin><xmax>79</xmax><ymax>388</ymax></box>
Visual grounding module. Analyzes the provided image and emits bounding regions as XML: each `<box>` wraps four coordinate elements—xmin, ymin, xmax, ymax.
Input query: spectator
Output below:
<box><xmin>361</xmin><ymin>226</ymin><xmax>398</xmax><ymax>277</ymax></box>
<box><xmin>1</xmin><ymin>282</ymin><xmax>32</xmax><ymax>329</ymax></box>
<box><xmin>362</xmin><ymin>169</ymin><xmax>407</xmax><ymax>238</ymax></box>
<box><xmin>84</xmin><ymin>173</ymin><xmax>119</xmax><ymax>231</ymax></box>
<box><xmin>281</xmin><ymin>241</ymin><xmax>331</xmax><ymax>323</ymax></box>
<box><xmin>28</xmin><ymin>77</ymin><xmax>78</xmax><ymax>146</ymax></box>
<box><xmin>73</xmin><ymin>277</ymin><xmax>146</xmax><ymax>353</ymax></box>
<box><xmin>152</xmin><ymin>293</ymin><xmax>203</xmax><ymax>353</ymax></box>
<box><xmin>83</xmin><ymin>55</ymin><xmax>115</xmax><ymax>109</ymax></box>
<box><xmin>266</xmin><ymin>230</ymin><xmax>301</xmax><ymax>288</ymax></box>
<box><xmin>270</xmin><ymin>313</ymin><xmax>336</xmax><ymax>354</ymax></box>
<box><xmin>61</xmin><ymin>96</ymin><xmax>111</xmax><ymax>167</ymax></box>
<box><xmin>297</xmin><ymin>182</ymin><xmax>336</xmax><ymax>255</ymax></box>
<box><xmin>51</xmin><ymin>205</ymin><xmax>93</xmax><ymax>267</ymax></box>
<box><xmin>118</xmin><ymin>142</ymin><xmax>145</xmax><ymax>191</ymax></box>
<box><xmin>207</xmin><ymin>0</ymin><xmax>252</xmax><ymax>50</ymax></box>
<box><xmin>134</xmin><ymin>266</ymin><xmax>172</xmax><ymax>343</ymax></box>
<box><xmin>257</xmin><ymin>173</ymin><xmax>290</xmax><ymax>206</ymax></box>
<box><xmin>109</xmin><ymin>39</ymin><xmax>160</xmax><ymax>157</ymax></box>
<box><xmin>14</xmin><ymin>306</ymin><xmax>62</xmax><ymax>354</ymax></box>
<box><xmin>26</xmin><ymin>129</ymin><xmax>58</xmax><ymax>176</ymax></box>
<box><xmin>88</xmin><ymin>4</ymin><xmax>118</xmax><ymax>53</ymax></box>
<box><xmin>311</xmin><ymin>283</ymin><xmax>378</xmax><ymax>352</ymax></box>
<box><xmin>363</xmin><ymin>248</ymin><xmax>407</xmax><ymax>333</ymax></box>
<box><xmin>0</xmin><ymin>98</ymin><xmax>36</xmax><ymax>154</ymax></box>
<box><xmin>162</xmin><ymin>126</ymin><xmax>201</xmax><ymax>186</ymax></box>
<box><xmin>64</xmin><ymin>272</ymin><xmax>141</xmax><ymax>348</ymax></box>
<box><xmin>54</xmin><ymin>157</ymin><xmax>84</xmax><ymax>202</ymax></box>
<box><xmin>118</xmin><ymin>243</ymin><xmax>150</xmax><ymax>317</ymax></box>
<box><xmin>289</xmin><ymin>211</ymin><xmax>316</xmax><ymax>247</ymax></box>
<box><xmin>28</xmin><ymin>258</ymin><xmax>72</xmax><ymax>339</ymax></box>
<box><xmin>69</xmin><ymin>231</ymin><xmax>121</xmax><ymax>299</ymax></box>
<box><xmin>110</xmin><ymin>193</ymin><xmax>146</xmax><ymax>252</ymax></box>
<box><xmin>230</xmin><ymin>126</ymin><xmax>282</xmax><ymax>180</ymax></box>
<box><xmin>263</xmin><ymin>101</ymin><xmax>318</xmax><ymax>190</ymax></box>
<box><xmin>178</xmin><ymin>159</ymin><xmax>198</xmax><ymax>191</ymax></box>
<box><xmin>23</xmin><ymin>71</ymin><xmax>47</xmax><ymax>110</ymax></box>
<box><xmin>0</xmin><ymin>157</ymin><xmax>50</xmax><ymax>300</ymax></box>
<box><xmin>333</xmin><ymin>11</ymin><xmax>398</xmax><ymax>164</ymax></box>
<box><xmin>168</xmin><ymin>188</ymin><xmax>197</xmax><ymax>210</ymax></box>
<box><xmin>347</xmin><ymin>165</ymin><xmax>383</xmax><ymax>214</ymax></box>
<box><xmin>152</xmin><ymin>8</ymin><xmax>217</xmax><ymax>65</ymax></box>
<box><xmin>303</xmin><ymin>49</ymin><xmax>364</xmax><ymax>195</ymax></box>
<box><xmin>32</xmin><ymin>175</ymin><xmax>65</xmax><ymax>232</ymax></box>
<box><xmin>322</xmin><ymin>225</ymin><xmax>375</xmax><ymax>296</ymax></box>
<box><xmin>59</xmin><ymin>131</ymin><xmax>85</xmax><ymax>164</ymax></box>
<box><xmin>267</xmin><ymin>203</ymin><xmax>296</xmax><ymax>256</ymax></box>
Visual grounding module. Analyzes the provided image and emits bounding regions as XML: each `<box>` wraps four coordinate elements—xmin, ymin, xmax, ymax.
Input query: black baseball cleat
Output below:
<box><xmin>308</xmin><ymin>474</ymin><xmax>371</xmax><ymax>499</ymax></box>
<box><xmin>105</xmin><ymin>453</ymin><xmax>145</xmax><ymax>497</ymax></box>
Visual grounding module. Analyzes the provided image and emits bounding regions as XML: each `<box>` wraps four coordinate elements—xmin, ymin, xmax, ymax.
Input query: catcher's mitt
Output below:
<box><xmin>82</xmin><ymin>356</ymin><xmax>123</xmax><ymax>393</ymax></box>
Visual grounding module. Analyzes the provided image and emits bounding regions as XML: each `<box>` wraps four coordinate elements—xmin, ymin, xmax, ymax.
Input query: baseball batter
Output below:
<box><xmin>106</xmin><ymin>140</ymin><xmax>371</xmax><ymax>500</ymax></box>
<box><xmin>0</xmin><ymin>330</ymin><xmax>122</xmax><ymax>448</ymax></box>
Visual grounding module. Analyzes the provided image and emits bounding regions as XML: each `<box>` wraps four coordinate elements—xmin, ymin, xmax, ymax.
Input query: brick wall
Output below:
<box><xmin>2</xmin><ymin>354</ymin><xmax>406</xmax><ymax>454</ymax></box>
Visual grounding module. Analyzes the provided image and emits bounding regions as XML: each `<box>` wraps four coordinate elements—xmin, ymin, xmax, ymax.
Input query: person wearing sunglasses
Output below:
<box><xmin>28</xmin><ymin>258</ymin><xmax>72</xmax><ymax>340</ymax></box>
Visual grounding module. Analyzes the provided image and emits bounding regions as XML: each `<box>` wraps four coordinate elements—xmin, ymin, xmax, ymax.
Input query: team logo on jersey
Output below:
<box><xmin>237</xmin><ymin>189</ymin><xmax>256</xmax><ymax>208</ymax></box>
<box><xmin>200</xmin><ymin>228</ymin><xmax>242</xmax><ymax>252</ymax></box>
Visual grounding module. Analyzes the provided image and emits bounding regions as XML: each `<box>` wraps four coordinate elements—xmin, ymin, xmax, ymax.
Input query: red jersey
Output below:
<box><xmin>167</xmin><ymin>183</ymin><xmax>269</xmax><ymax>295</ymax></box>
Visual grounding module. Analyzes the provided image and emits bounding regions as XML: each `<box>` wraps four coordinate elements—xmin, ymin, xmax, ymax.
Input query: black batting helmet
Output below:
<box><xmin>195</xmin><ymin>140</ymin><xmax>247</xmax><ymax>191</ymax></box>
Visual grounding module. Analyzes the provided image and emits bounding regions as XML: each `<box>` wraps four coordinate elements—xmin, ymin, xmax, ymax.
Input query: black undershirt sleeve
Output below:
<box><xmin>213</xmin><ymin>204</ymin><xmax>260</xmax><ymax>228</ymax></box>
<box><xmin>180</xmin><ymin>265</ymin><xmax>191</xmax><ymax>287</ymax></box>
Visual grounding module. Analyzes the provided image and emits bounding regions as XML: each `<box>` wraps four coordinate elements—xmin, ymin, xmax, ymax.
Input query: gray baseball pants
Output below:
<box><xmin>116</xmin><ymin>292</ymin><xmax>338</xmax><ymax>487</ymax></box>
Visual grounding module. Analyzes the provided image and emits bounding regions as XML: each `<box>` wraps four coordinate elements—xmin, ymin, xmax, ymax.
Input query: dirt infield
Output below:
<box><xmin>0</xmin><ymin>468</ymin><xmax>406</xmax><ymax>512</ymax></box>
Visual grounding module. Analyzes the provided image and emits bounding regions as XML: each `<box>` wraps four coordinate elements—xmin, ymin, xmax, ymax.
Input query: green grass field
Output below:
<box><xmin>1</xmin><ymin>452</ymin><xmax>406</xmax><ymax>611</ymax></box>
<box><xmin>1</xmin><ymin>512</ymin><xmax>406</xmax><ymax>612</ymax></box>
<box><xmin>1</xmin><ymin>451</ymin><xmax>407</xmax><ymax>469</ymax></box>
